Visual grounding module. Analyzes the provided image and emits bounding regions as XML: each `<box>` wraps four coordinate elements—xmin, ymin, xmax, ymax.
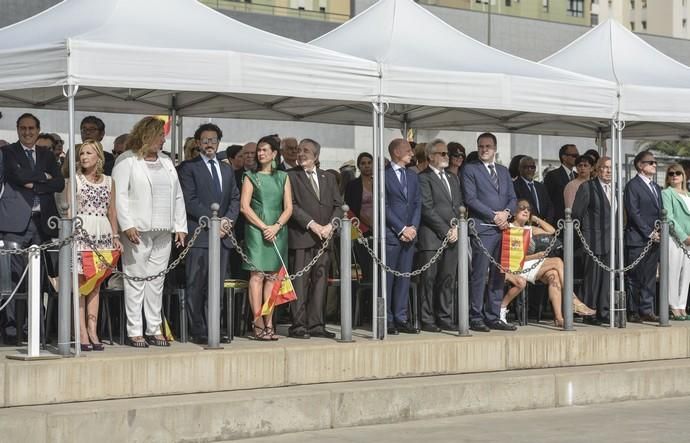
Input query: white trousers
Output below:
<box><xmin>668</xmin><ymin>239</ymin><xmax>690</xmax><ymax>310</ymax></box>
<box><xmin>121</xmin><ymin>231</ymin><xmax>172</xmax><ymax>337</ymax></box>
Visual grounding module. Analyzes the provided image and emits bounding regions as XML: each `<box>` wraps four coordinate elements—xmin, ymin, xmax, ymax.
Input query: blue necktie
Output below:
<box><xmin>488</xmin><ymin>164</ymin><xmax>499</xmax><ymax>191</ymax></box>
<box><xmin>398</xmin><ymin>168</ymin><xmax>407</xmax><ymax>196</ymax></box>
<box><xmin>25</xmin><ymin>150</ymin><xmax>40</xmax><ymax>209</ymax></box>
<box><xmin>209</xmin><ymin>159</ymin><xmax>222</xmax><ymax>203</ymax></box>
<box><xmin>528</xmin><ymin>181</ymin><xmax>540</xmax><ymax>214</ymax></box>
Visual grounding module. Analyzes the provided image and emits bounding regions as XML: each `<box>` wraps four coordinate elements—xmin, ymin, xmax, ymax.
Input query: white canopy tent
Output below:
<box><xmin>541</xmin><ymin>19</ymin><xmax>690</xmax><ymax>328</ymax></box>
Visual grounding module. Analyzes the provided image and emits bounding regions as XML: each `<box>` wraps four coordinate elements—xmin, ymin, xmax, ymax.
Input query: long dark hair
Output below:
<box><xmin>254</xmin><ymin>135</ymin><xmax>282</xmax><ymax>174</ymax></box>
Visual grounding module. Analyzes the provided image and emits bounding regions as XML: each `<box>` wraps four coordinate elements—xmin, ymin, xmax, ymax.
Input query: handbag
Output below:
<box><xmin>532</xmin><ymin>234</ymin><xmax>563</xmax><ymax>257</ymax></box>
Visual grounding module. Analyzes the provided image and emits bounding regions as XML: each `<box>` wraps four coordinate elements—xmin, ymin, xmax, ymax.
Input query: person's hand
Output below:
<box><xmin>124</xmin><ymin>228</ymin><xmax>140</xmax><ymax>245</ymax></box>
<box><xmin>24</xmin><ymin>182</ymin><xmax>34</xmax><ymax>189</ymax></box>
<box><xmin>447</xmin><ymin>227</ymin><xmax>458</xmax><ymax>243</ymax></box>
<box><xmin>651</xmin><ymin>231</ymin><xmax>660</xmax><ymax>242</ymax></box>
<box><xmin>112</xmin><ymin>237</ymin><xmax>123</xmax><ymax>251</ymax></box>
<box><xmin>400</xmin><ymin>226</ymin><xmax>416</xmax><ymax>242</ymax></box>
<box><xmin>309</xmin><ymin>222</ymin><xmax>325</xmax><ymax>240</ymax></box>
<box><xmin>220</xmin><ymin>219</ymin><xmax>232</xmax><ymax>238</ymax></box>
<box><xmin>320</xmin><ymin>223</ymin><xmax>334</xmax><ymax>239</ymax></box>
<box><xmin>175</xmin><ymin>232</ymin><xmax>186</xmax><ymax>248</ymax></box>
<box><xmin>493</xmin><ymin>210</ymin><xmax>509</xmax><ymax>227</ymax></box>
<box><xmin>44</xmin><ymin>173</ymin><xmax>53</xmax><ymax>180</ymax></box>
<box><xmin>684</xmin><ymin>236</ymin><xmax>690</xmax><ymax>246</ymax></box>
<box><xmin>263</xmin><ymin>225</ymin><xmax>279</xmax><ymax>241</ymax></box>
<box><xmin>530</xmin><ymin>215</ymin><xmax>540</xmax><ymax>225</ymax></box>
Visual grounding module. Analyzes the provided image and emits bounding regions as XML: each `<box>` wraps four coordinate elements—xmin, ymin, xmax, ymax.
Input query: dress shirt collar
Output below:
<box><xmin>304</xmin><ymin>166</ymin><xmax>317</xmax><ymax>175</ymax></box>
<box><xmin>521</xmin><ymin>176</ymin><xmax>534</xmax><ymax>186</ymax></box>
<box><xmin>21</xmin><ymin>142</ymin><xmax>35</xmax><ymax>151</ymax></box>
<box><xmin>598</xmin><ymin>178</ymin><xmax>611</xmax><ymax>189</ymax></box>
<box><xmin>561</xmin><ymin>164</ymin><xmax>575</xmax><ymax>176</ymax></box>
<box><xmin>202</xmin><ymin>154</ymin><xmax>217</xmax><ymax>166</ymax></box>
<box><xmin>428</xmin><ymin>164</ymin><xmax>443</xmax><ymax>176</ymax></box>
<box><xmin>638</xmin><ymin>173</ymin><xmax>654</xmax><ymax>186</ymax></box>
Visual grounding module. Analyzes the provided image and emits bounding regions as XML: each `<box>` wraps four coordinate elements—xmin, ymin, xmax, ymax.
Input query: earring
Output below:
<box><xmin>271</xmin><ymin>159</ymin><xmax>277</xmax><ymax>169</ymax></box>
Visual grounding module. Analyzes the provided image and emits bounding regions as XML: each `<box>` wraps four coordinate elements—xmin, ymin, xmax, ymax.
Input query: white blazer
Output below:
<box><xmin>112</xmin><ymin>150</ymin><xmax>187</xmax><ymax>234</ymax></box>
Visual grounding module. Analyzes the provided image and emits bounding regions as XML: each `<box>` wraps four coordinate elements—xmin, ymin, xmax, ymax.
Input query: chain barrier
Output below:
<box><xmin>669</xmin><ymin>223</ymin><xmax>690</xmax><ymax>261</ymax></box>
<box><xmin>0</xmin><ymin>231</ymin><xmax>82</xmax><ymax>256</ymax></box>
<box><xmin>0</xmin><ymin>263</ymin><xmax>29</xmax><ymax>312</ymax></box>
<box><xmin>227</xmin><ymin>218</ymin><xmax>340</xmax><ymax>281</ymax></box>
<box><xmin>574</xmin><ymin>220</ymin><xmax>661</xmax><ymax>273</ymax></box>
<box><xmin>468</xmin><ymin>220</ymin><xmax>562</xmax><ymax>276</ymax></box>
<box><xmin>353</xmin><ymin>217</ymin><xmax>455</xmax><ymax>278</ymax></box>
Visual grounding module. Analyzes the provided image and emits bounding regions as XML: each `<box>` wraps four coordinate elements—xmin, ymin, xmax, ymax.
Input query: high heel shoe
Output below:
<box><xmin>80</xmin><ymin>342</ymin><xmax>93</xmax><ymax>352</ymax></box>
<box><xmin>573</xmin><ymin>297</ymin><xmax>596</xmax><ymax>316</ymax></box>
<box><xmin>88</xmin><ymin>333</ymin><xmax>105</xmax><ymax>351</ymax></box>
<box><xmin>554</xmin><ymin>318</ymin><xmax>564</xmax><ymax>328</ymax></box>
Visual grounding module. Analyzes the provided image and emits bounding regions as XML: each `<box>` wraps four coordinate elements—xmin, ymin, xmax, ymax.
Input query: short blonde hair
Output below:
<box><xmin>78</xmin><ymin>140</ymin><xmax>105</xmax><ymax>178</ymax></box>
<box><xmin>126</xmin><ymin>116</ymin><xmax>164</xmax><ymax>158</ymax></box>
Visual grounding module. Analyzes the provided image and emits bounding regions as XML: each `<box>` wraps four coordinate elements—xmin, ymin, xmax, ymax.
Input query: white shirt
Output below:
<box><xmin>304</xmin><ymin>168</ymin><xmax>319</xmax><ymax>194</ymax></box>
<box><xmin>21</xmin><ymin>142</ymin><xmax>40</xmax><ymax>211</ymax></box>
<box><xmin>202</xmin><ymin>154</ymin><xmax>222</xmax><ymax>191</ymax></box>
<box><xmin>638</xmin><ymin>173</ymin><xmax>658</xmax><ymax>199</ymax></box>
<box><xmin>482</xmin><ymin>161</ymin><xmax>497</xmax><ymax>177</ymax></box>
<box><xmin>561</xmin><ymin>164</ymin><xmax>576</xmax><ymax>179</ymax></box>
<box><xmin>428</xmin><ymin>164</ymin><xmax>451</xmax><ymax>196</ymax></box>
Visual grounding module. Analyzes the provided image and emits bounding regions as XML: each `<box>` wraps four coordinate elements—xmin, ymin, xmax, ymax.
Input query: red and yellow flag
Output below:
<box><xmin>258</xmin><ymin>266</ymin><xmax>297</xmax><ymax>318</ymax></box>
<box><xmin>79</xmin><ymin>250</ymin><xmax>120</xmax><ymax>295</ymax></box>
<box><xmin>500</xmin><ymin>227</ymin><xmax>530</xmax><ymax>272</ymax></box>
<box><xmin>155</xmin><ymin>115</ymin><xmax>172</xmax><ymax>136</ymax></box>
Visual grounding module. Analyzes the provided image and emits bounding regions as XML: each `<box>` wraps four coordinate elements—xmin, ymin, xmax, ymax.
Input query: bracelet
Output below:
<box><xmin>112</xmin><ymin>234</ymin><xmax>120</xmax><ymax>239</ymax></box>
<box><xmin>275</xmin><ymin>222</ymin><xmax>282</xmax><ymax>228</ymax></box>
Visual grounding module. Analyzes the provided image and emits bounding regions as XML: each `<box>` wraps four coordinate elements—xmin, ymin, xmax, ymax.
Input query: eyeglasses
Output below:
<box><xmin>200</xmin><ymin>138</ymin><xmax>219</xmax><ymax>145</ymax></box>
<box><xmin>641</xmin><ymin>160</ymin><xmax>657</xmax><ymax>166</ymax></box>
<box><xmin>433</xmin><ymin>151</ymin><xmax>448</xmax><ymax>157</ymax></box>
<box><xmin>564</xmin><ymin>153</ymin><xmax>579</xmax><ymax>158</ymax></box>
<box><xmin>668</xmin><ymin>171</ymin><xmax>684</xmax><ymax>177</ymax></box>
<box><xmin>523</xmin><ymin>165</ymin><xmax>537</xmax><ymax>170</ymax></box>
<box><xmin>36</xmin><ymin>144</ymin><xmax>53</xmax><ymax>150</ymax></box>
<box><xmin>517</xmin><ymin>205</ymin><xmax>531</xmax><ymax>211</ymax></box>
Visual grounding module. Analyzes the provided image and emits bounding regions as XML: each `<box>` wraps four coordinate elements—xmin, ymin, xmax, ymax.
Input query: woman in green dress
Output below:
<box><xmin>240</xmin><ymin>135</ymin><xmax>293</xmax><ymax>340</ymax></box>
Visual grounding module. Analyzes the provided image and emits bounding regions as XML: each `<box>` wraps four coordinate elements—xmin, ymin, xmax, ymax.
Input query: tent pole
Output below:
<box><xmin>170</xmin><ymin>95</ymin><xmax>177</xmax><ymax>164</ymax></box>
<box><xmin>537</xmin><ymin>135</ymin><xmax>543</xmax><ymax>181</ymax></box>
<box><xmin>378</xmin><ymin>99</ymin><xmax>388</xmax><ymax>340</ymax></box>
<box><xmin>371</xmin><ymin>104</ymin><xmax>379</xmax><ymax>340</ymax></box>
<box><xmin>67</xmin><ymin>84</ymin><xmax>81</xmax><ymax>355</ymax></box>
<box><xmin>609</xmin><ymin>120</ymin><xmax>616</xmax><ymax>329</ymax></box>
<box><xmin>616</xmin><ymin>121</ymin><xmax>626</xmax><ymax>323</ymax></box>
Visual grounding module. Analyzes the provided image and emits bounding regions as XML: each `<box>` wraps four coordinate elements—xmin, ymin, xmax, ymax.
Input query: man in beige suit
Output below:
<box><xmin>287</xmin><ymin>138</ymin><xmax>342</xmax><ymax>339</ymax></box>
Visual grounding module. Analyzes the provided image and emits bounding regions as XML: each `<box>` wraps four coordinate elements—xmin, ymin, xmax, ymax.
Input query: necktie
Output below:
<box><xmin>528</xmin><ymin>181</ymin><xmax>540</xmax><ymax>214</ymax></box>
<box><xmin>488</xmin><ymin>164</ymin><xmax>499</xmax><ymax>191</ymax></box>
<box><xmin>25</xmin><ymin>150</ymin><xmax>40</xmax><ymax>209</ymax></box>
<box><xmin>569</xmin><ymin>170</ymin><xmax>575</xmax><ymax>181</ymax></box>
<box><xmin>398</xmin><ymin>168</ymin><xmax>408</xmax><ymax>196</ymax></box>
<box><xmin>309</xmin><ymin>170</ymin><xmax>320</xmax><ymax>199</ymax></box>
<box><xmin>208</xmin><ymin>159</ymin><xmax>222</xmax><ymax>202</ymax></box>
<box><xmin>439</xmin><ymin>171</ymin><xmax>451</xmax><ymax>197</ymax></box>
<box><xmin>649</xmin><ymin>182</ymin><xmax>658</xmax><ymax>199</ymax></box>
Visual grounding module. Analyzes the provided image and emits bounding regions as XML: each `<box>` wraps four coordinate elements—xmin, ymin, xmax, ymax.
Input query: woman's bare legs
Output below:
<box><xmin>249</xmin><ymin>272</ymin><xmax>266</xmax><ymax>334</ymax></box>
<box><xmin>502</xmin><ymin>273</ymin><xmax>527</xmax><ymax>309</ymax></box>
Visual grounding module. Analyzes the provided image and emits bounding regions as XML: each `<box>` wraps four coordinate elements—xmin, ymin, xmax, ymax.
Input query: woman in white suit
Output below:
<box><xmin>112</xmin><ymin>117</ymin><xmax>187</xmax><ymax>347</ymax></box>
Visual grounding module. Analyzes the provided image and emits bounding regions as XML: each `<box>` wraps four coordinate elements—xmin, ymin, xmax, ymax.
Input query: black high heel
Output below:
<box><xmin>80</xmin><ymin>342</ymin><xmax>93</xmax><ymax>352</ymax></box>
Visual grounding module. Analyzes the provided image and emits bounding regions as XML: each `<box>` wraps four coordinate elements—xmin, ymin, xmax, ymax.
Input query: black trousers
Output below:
<box><xmin>418</xmin><ymin>243</ymin><xmax>458</xmax><ymax>327</ymax></box>
<box><xmin>582</xmin><ymin>252</ymin><xmax>611</xmax><ymax>321</ymax></box>
<box><xmin>626</xmin><ymin>243</ymin><xmax>659</xmax><ymax>316</ymax></box>
<box><xmin>185</xmin><ymin>246</ymin><xmax>230</xmax><ymax>338</ymax></box>
<box><xmin>288</xmin><ymin>247</ymin><xmax>330</xmax><ymax>334</ymax></box>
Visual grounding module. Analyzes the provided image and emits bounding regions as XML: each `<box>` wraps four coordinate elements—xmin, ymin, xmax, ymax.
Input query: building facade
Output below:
<box><xmin>592</xmin><ymin>0</ymin><xmax>690</xmax><ymax>39</ymax></box>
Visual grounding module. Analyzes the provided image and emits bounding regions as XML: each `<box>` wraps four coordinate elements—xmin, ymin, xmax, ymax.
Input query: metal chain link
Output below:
<box><xmin>226</xmin><ymin>218</ymin><xmax>340</xmax><ymax>281</ymax></box>
<box><xmin>0</xmin><ymin>230</ymin><xmax>82</xmax><ymax>256</ymax></box>
<box><xmin>79</xmin><ymin>223</ymin><xmax>205</xmax><ymax>282</ymax></box>
<box><xmin>468</xmin><ymin>221</ymin><xmax>562</xmax><ymax>276</ymax></box>
<box><xmin>574</xmin><ymin>221</ymin><xmax>660</xmax><ymax>273</ymax></box>
<box><xmin>669</xmin><ymin>223</ymin><xmax>690</xmax><ymax>261</ymax></box>
<box><xmin>353</xmin><ymin>218</ymin><xmax>455</xmax><ymax>277</ymax></box>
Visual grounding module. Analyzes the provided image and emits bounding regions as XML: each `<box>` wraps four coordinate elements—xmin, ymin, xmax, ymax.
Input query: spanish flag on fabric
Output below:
<box><xmin>155</xmin><ymin>115</ymin><xmax>172</xmax><ymax>136</ymax></box>
<box><xmin>79</xmin><ymin>250</ymin><xmax>121</xmax><ymax>295</ymax></box>
<box><xmin>500</xmin><ymin>227</ymin><xmax>530</xmax><ymax>272</ymax></box>
<box><xmin>259</xmin><ymin>266</ymin><xmax>297</xmax><ymax>318</ymax></box>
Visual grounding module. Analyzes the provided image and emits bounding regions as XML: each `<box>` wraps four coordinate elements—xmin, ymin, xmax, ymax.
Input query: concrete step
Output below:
<box><xmin>4</xmin><ymin>358</ymin><xmax>690</xmax><ymax>443</ymax></box>
<box><xmin>3</xmin><ymin>321</ymin><xmax>689</xmax><ymax>407</ymax></box>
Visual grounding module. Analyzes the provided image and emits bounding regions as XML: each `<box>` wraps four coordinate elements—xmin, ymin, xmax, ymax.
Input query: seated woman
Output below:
<box><xmin>501</xmin><ymin>199</ymin><xmax>595</xmax><ymax>327</ymax></box>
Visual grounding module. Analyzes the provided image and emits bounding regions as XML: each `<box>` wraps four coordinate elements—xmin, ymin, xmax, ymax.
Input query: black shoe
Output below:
<box><xmin>309</xmin><ymin>329</ymin><xmax>336</xmax><ymax>339</ymax></box>
<box><xmin>488</xmin><ymin>320</ymin><xmax>517</xmax><ymax>331</ymax></box>
<box><xmin>189</xmin><ymin>336</ymin><xmax>208</xmax><ymax>345</ymax></box>
<box><xmin>397</xmin><ymin>322</ymin><xmax>419</xmax><ymax>334</ymax></box>
<box><xmin>387</xmin><ymin>326</ymin><xmax>399</xmax><ymax>335</ymax></box>
<box><xmin>288</xmin><ymin>330</ymin><xmax>310</xmax><ymax>339</ymax></box>
<box><xmin>583</xmin><ymin>317</ymin><xmax>602</xmax><ymax>326</ymax></box>
<box><xmin>640</xmin><ymin>313</ymin><xmax>660</xmax><ymax>322</ymax></box>
<box><xmin>470</xmin><ymin>320</ymin><xmax>490</xmax><ymax>332</ymax></box>
<box><xmin>628</xmin><ymin>312</ymin><xmax>642</xmax><ymax>323</ymax></box>
<box><xmin>438</xmin><ymin>322</ymin><xmax>458</xmax><ymax>331</ymax></box>
<box><xmin>421</xmin><ymin>324</ymin><xmax>442</xmax><ymax>333</ymax></box>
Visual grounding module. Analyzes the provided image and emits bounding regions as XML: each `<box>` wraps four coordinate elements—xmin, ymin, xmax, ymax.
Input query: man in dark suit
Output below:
<box><xmin>513</xmin><ymin>155</ymin><xmax>553</xmax><ymax>223</ymax></box>
<box><xmin>0</xmin><ymin>113</ymin><xmax>64</xmax><ymax>340</ymax></box>
<box><xmin>544</xmin><ymin>144</ymin><xmax>579</xmax><ymax>224</ymax></box>
<box><xmin>385</xmin><ymin>138</ymin><xmax>421</xmax><ymax>335</ymax></box>
<box><xmin>417</xmin><ymin>139</ymin><xmax>463</xmax><ymax>332</ymax></box>
<box><xmin>624</xmin><ymin>150</ymin><xmax>662</xmax><ymax>323</ymax></box>
<box><xmin>462</xmin><ymin>133</ymin><xmax>517</xmax><ymax>332</ymax></box>
<box><xmin>287</xmin><ymin>138</ymin><xmax>342</xmax><ymax>339</ymax></box>
<box><xmin>572</xmin><ymin>157</ymin><xmax>615</xmax><ymax>325</ymax></box>
<box><xmin>178</xmin><ymin>123</ymin><xmax>240</xmax><ymax>344</ymax></box>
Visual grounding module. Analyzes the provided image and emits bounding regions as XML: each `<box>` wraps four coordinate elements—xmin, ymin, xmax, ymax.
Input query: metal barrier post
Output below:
<box><xmin>206</xmin><ymin>204</ymin><xmax>223</xmax><ymax>349</ymax></box>
<box><xmin>57</xmin><ymin>212</ymin><xmax>72</xmax><ymax>356</ymax></box>
<box><xmin>659</xmin><ymin>210</ymin><xmax>670</xmax><ymax>327</ymax></box>
<box><xmin>457</xmin><ymin>208</ymin><xmax>470</xmax><ymax>337</ymax></box>
<box><xmin>178</xmin><ymin>288</ymin><xmax>188</xmax><ymax>343</ymax></box>
<box><xmin>562</xmin><ymin>210</ymin><xmax>574</xmax><ymax>331</ymax></box>
<box><xmin>339</xmin><ymin>205</ymin><xmax>354</xmax><ymax>342</ymax></box>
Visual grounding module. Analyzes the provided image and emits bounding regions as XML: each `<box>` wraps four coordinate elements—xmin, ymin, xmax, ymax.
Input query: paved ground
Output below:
<box><xmin>237</xmin><ymin>396</ymin><xmax>690</xmax><ymax>443</ymax></box>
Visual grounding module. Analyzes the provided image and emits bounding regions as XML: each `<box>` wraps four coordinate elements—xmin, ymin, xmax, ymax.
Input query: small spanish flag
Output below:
<box><xmin>259</xmin><ymin>266</ymin><xmax>297</xmax><ymax>318</ymax></box>
<box><xmin>156</xmin><ymin>115</ymin><xmax>172</xmax><ymax>136</ymax></box>
<box><xmin>500</xmin><ymin>227</ymin><xmax>530</xmax><ymax>272</ymax></box>
<box><xmin>79</xmin><ymin>250</ymin><xmax>121</xmax><ymax>295</ymax></box>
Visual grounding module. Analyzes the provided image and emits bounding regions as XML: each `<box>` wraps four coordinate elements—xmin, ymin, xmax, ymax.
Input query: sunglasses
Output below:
<box><xmin>564</xmin><ymin>153</ymin><xmax>579</xmax><ymax>158</ymax></box>
<box><xmin>434</xmin><ymin>151</ymin><xmax>448</xmax><ymax>157</ymax></box>
<box><xmin>641</xmin><ymin>160</ymin><xmax>657</xmax><ymax>165</ymax></box>
<box><xmin>668</xmin><ymin>171</ymin><xmax>684</xmax><ymax>177</ymax></box>
<box><xmin>523</xmin><ymin>165</ymin><xmax>537</xmax><ymax>170</ymax></box>
<box><xmin>517</xmin><ymin>205</ymin><xmax>531</xmax><ymax>211</ymax></box>
<box><xmin>36</xmin><ymin>144</ymin><xmax>53</xmax><ymax>150</ymax></box>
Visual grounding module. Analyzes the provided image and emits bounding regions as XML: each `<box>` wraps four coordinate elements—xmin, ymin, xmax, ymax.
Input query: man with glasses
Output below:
<box><xmin>624</xmin><ymin>150</ymin><xmax>662</xmax><ymax>323</ymax></box>
<box><xmin>544</xmin><ymin>143</ymin><xmax>579</xmax><ymax>224</ymax></box>
<box><xmin>178</xmin><ymin>123</ymin><xmax>240</xmax><ymax>344</ymax></box>
<box><xmin>514</xmin><ymin>155</ymin><xmax>553</xmax><ymax>224</ymax></box>
<box><xmin>417</xmin><ymin>139</ymin><xmax>463</xmax><ymax>332</ymax></box>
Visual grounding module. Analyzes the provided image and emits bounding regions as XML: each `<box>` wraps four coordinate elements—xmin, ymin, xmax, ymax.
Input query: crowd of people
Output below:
<box><xmin>1</xmin><ymin>112</ymin><xmax>689</xmax><ymax>349</ymax></box>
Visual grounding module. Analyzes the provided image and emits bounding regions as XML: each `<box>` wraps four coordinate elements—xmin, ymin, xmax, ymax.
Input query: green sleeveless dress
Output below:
<box><xmin>242</xmin><ymin>170</ymin><xmax>289</xmax><ymax>272</ymax></box>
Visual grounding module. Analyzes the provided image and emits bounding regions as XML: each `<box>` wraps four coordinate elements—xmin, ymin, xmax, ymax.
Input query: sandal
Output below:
<box><xmin>670</xmin><ymin>311</ymin><xmax>687</xmax><ymax>321</ymax></box>
<box><xmin>249</xmin><ymin>323</ymin><xmax>272</xmax><ymax>341</ymax></box>
<box><xmin>573</xmin><ymin>297</ymin><xmax>596</xmax><ymax>317</ymax></box>
<box><xmin>145</xmin><ymin>335</ymin><xmax>170</xmax><ymax>347</ymax></box>
<box><xmin>264</xmin><ymin>326</ymin><xmax>280</xmax><ymax>341</ymax></box>
<box><xmin>127</xmin><ymin>336</ymin><xmax>149</xmax><ymax>348</ymax></box>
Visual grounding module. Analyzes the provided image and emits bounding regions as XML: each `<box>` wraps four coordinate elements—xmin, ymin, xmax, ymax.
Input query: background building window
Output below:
<box><xmin>567</xmin><ymin>0</ymin><xmax>584</xmax><ymax>16</ymax></box>
<box><xmin>641</xmin><ymin>20</ymin><xmax>647</xmax><ymax>30</ymax></box>
<box><xmin>543</xmin><ymin>0</ymin><xmax>549</xmax><ymax>12</ymax></box>
<box><xmin>591</xmin><ymin>13</ymin><xmax>599</xmax><ymax>25</ymax></box>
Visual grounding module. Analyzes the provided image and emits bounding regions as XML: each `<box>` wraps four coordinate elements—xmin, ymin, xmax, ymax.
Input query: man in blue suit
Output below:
<box><xmin>385</xmin><ymin>138</ymin><xmax>421</xmax><ymax>335</ymax></box>
<box><xmin>462</xmin><ymin>133</ymin><xmax>517</xmax><ymax>332</ymax></box>
<box><xmin>624</xmin><ymin>150</ymin><xmax>662</xmax><ymax>323</ymax></box>
<box><xmin>178</xmin><ymin>123</ymin><xmax>240</xmax><ymax>344</ymax></box>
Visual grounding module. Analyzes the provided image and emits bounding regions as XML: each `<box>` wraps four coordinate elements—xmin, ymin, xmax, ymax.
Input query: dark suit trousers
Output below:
<box><xmin>385</xmin><ymin>241</ymin><xmax>415</xmax><ymax>324</ymax></box>
<box><xmin>185</xmin><ymin>246</ymin><xmax>229</xmax><ymax>337</ymax></box>
<box><xmin>418</xmin><ymin>243</ymin><xmax>458</xmax><ymax>326</ymax></box>
<box><xmin>1</xmin><ymin>216</ymin><xmax>45</xmax><ymax>335</ymax></box>
<box><xmin>582</xmin><ymin>252</ymin><xmax>611</xmax><ymax>320</ymax></box>
<box><xmin>469</xmin><ymin>230</ymin><xmax>504</xmax><ymax>323</ymax></box>
<box><xmin>625</xmin><ymin>243</ymin><xmax>659</xmax><ymax>316</ymax></box>
<box><xmin>288</xmin><ymin>247</ymin><xmax>330</xmax><ymax>333</ymax></box>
